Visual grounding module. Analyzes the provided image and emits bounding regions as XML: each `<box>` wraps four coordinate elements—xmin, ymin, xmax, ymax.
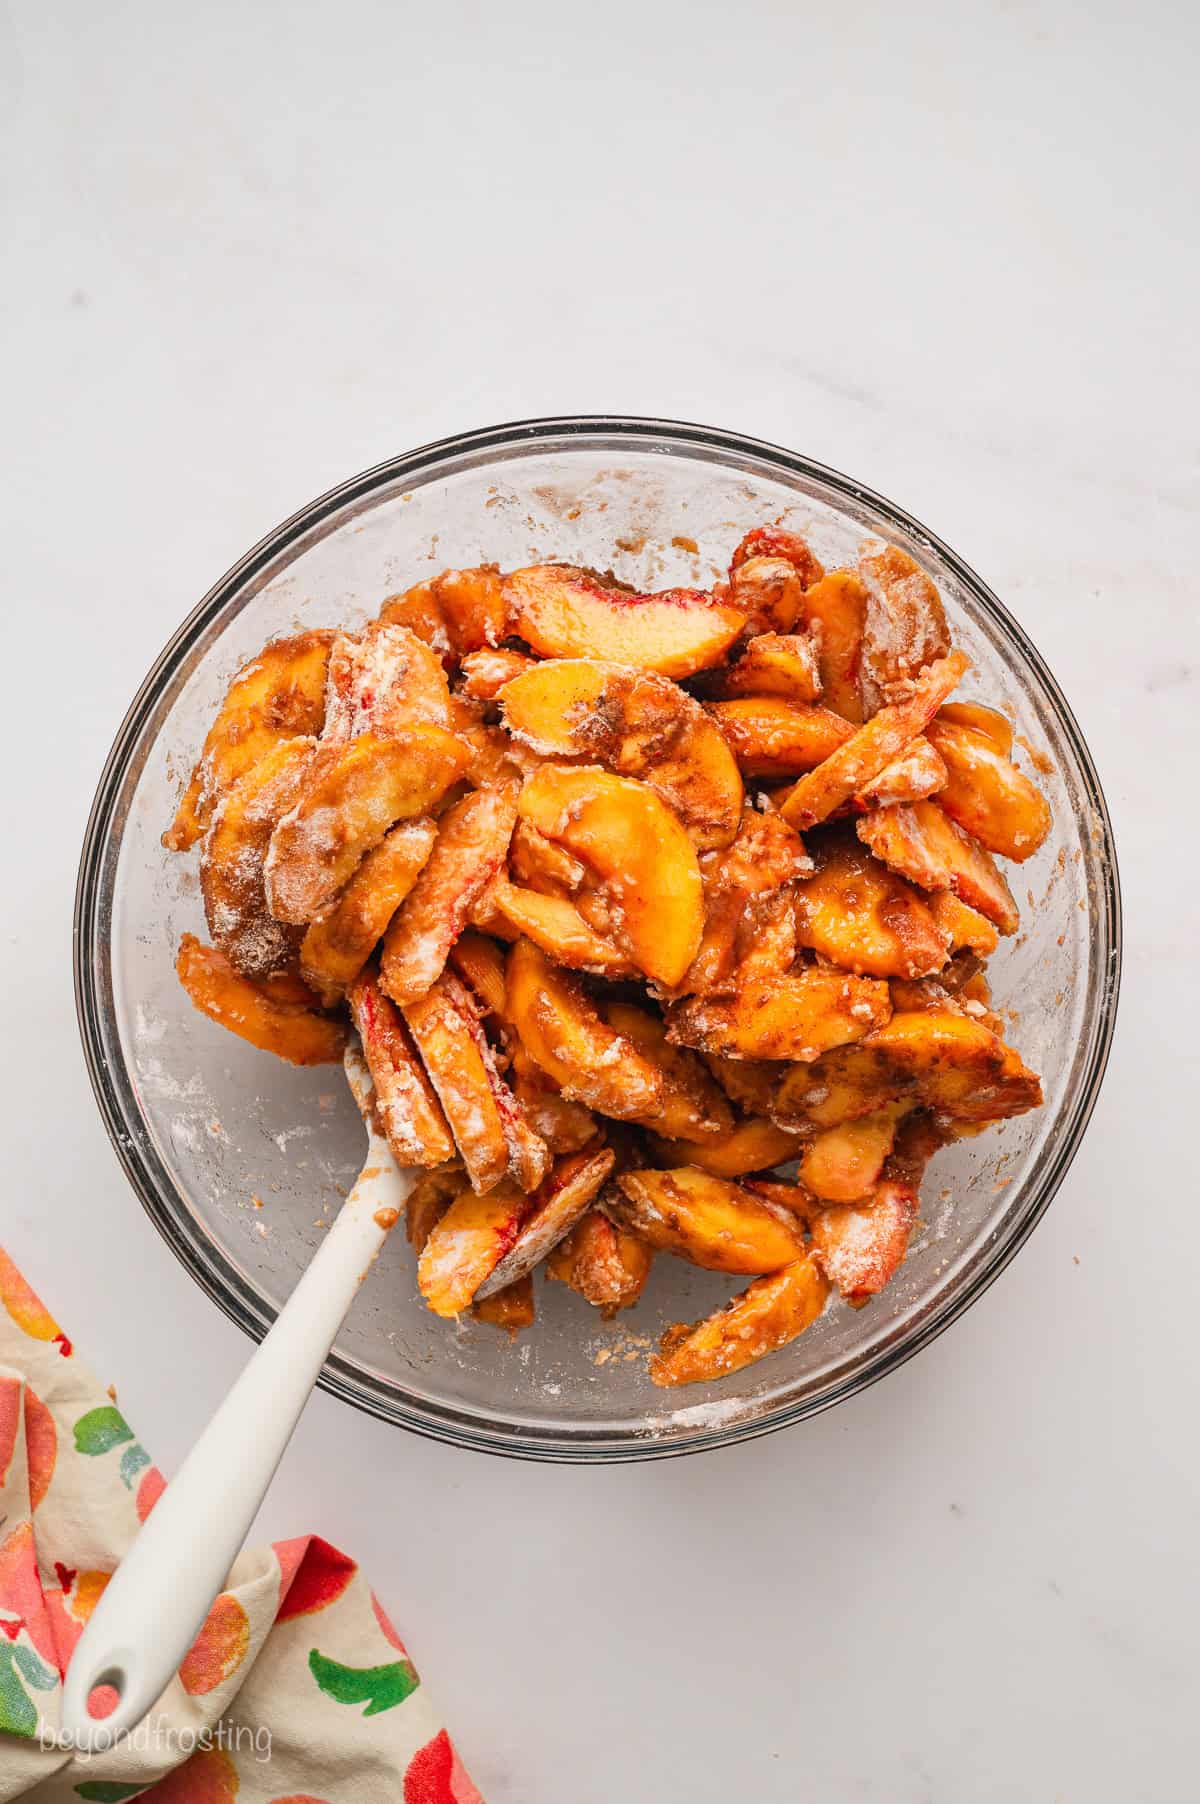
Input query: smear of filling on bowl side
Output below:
<box><xmin>163</xmin><ymin>527</ymin><xmax>1052</xmax><ymax>1387</ymax></box>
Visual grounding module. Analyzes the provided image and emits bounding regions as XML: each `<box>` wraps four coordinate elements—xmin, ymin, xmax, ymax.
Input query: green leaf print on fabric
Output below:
<box><xmin>75</xmin><ymin>1785</ymin><xmax>148</xmax><ymax>1802</ymax></box>
<box><xmin>308</xmin><ymin>1646</ymin><xmax>420</xmax><ymax>1716</ymax></box>
<box><xmin>118</xmin><ymin>1442</ymin><xmax>152</xmax><ymax>1489</ymax></box>
<box><xmin>72</xmin><ymin>1406</ymin><xmax>134</xmax><ymax>1457</ymax></box>
<box><xmin>0</xmin><ymin>1643</ymin><xmax>38</xmax><ymax>1738</ymax></box>
<box><xmin>12</xmin><ymin>1642</ymin><xmax>57</xmax><ymax>1690</ymax></box>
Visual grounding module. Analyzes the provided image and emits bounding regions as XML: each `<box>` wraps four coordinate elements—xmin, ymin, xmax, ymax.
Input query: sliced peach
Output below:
<box><xmin>474</xmin><ymin>1148</ymin><xmax>615</xmax><ymax>1298</ymax></box>
<box><xmin>856</xmin><ymin>541</ymin><xmax>950</xmax><ymax>713</ymax></box>
<box><xmin>500</xmin><ymin>660</ymin><xmax>743</xmax><ymax>851</ymax></box>
<box><xmin>509</xmin><ymin>818</ymin><xmax>588</xmax><ymax>894</ymax></box>
<box><xmin>417</xmin><ymin>1180</ymin><xmax>532</xmax><ymax>1316</ymax></box>
<box><xmin>780</xmin><ymin>650</ymin><xmax>970</xmax><ymax>829</ymax></box>
<box><xmin>404</xmin><ymin>969</ymin><xmax>549</xmax><ymax>1194</ymax></box>
<box><xmin>547</xmin><ymin>1209</ymin><xmax>653</xmax><ymax>1316</ymax></box>
<box><xmin>347</xmin><ymin>969</ymin><xmax>455</xmax><ymax>1166</ymax></box>
<box><xmin>650</xmin><ymin>1253</ymin><xmax>829</xmax><ymax>1386</ymax></box>
<box><xmin>797</xmin><ymin>570</ymin><xmax>866</xmax><ymax>723</ymax></box>
<box><xmin>200</xmin><ymin>737</ymin><xmax>315</xmax><ymax>976</ymax></box>
<box><xmin>608</xmin><ymin>1167</ymin><xmax>809</xmax><ymax>1274</ymax></box>
<box><xmin>937</xmin><ymin>700</ymin><xmax>1014</xmax><ymax>757</ymax></box>
<box><xmin>681</xmin><ymin>810</ymin><xmax>812</xmax><ymax>995</ymax></box>
<box><xmin>299</xmin><ymin>817</ymin><xmax>437</xmax><ymax>1003</ymax></box>
<box><xmin>727</xmin><ymin>559</ymin><xmax>807</xmax><ymax>634</ymax></box>
<box><xmin>844</xmin><ymin>737</ymin><xmax>947</xmax><ymax>812</ymax></box>
<box><xmin>856</xmin><ymin>799</ymin><xmax>1019</xmax><ymax>933</ymax></box>
<box><xmin>770</xmin><ymin>1044</ymin><xmax>904</xmax><ymax>1132</ymax></box>
<box><xmin>266</xmin><ymin>726</ymin><xmax>469</xmax><ymax>924</ymax></box>
<box><xmin>472</xmin><ymin>1274</ymin><xmax>536</xmax><ymax>1332</ymax></box>
<box><xmin>708</xmin><ymin>698</ymin><xmax>853</xmax><ymax>778</ymax></box>
<box><xmin>490</xmin><ymin>878</ymin><xmax>635</xmax><ymax>976</ymax></box>
<box><xmin>379</xmin><ymin>564</ymin><xmax>508</xmax><ymax>659</ymax></box>
<box><xmin>793</xmin><ymin>829</ymin><xmax>950</xmax><ymax>979</ymax></box>
<box><xmin>504</xmin><ymin>565</ymin><xmax>745</xmax><ymax>678</ymax></box>
<box><xmin>405</xmin><ymin>1165</ymin><xmax>463</xmax><ymax>1252</ymax></box>
<box><xmin>602</xmin><ymin>1001</ymin><xmax>734</xmax><ymax>1143</ymax></box>
<box><xmin>164</xmin><ymin>629</ymin><xmax>334</xmax><ymax>851</ymax></box>
<box><xmin>809</xmin><ymin>1176</ymin><xmax>919</xmax><ymax>1302</ymax></box>
<box><xmin>929</xmin><ymin>889</ymin><xmax>999</xmax><ymax>957</ymax></box>
<box><xmin>925</xmin><ymin>717</ymin><xmax>1052</xmax><ymax>861</ymax></box>
<box><xmin>505</xmin><ymin>938</ymin><xmax>664</xmax><ymax>1119</ymax></box>
<box><xmin>668</xmin><ymin>964</ymin><xmax>891</xmax><ymax>1064</ymax></box>
<box><xmin>702</xmin><ymin>1053</ymin><xmax>783</xmax><ymax>1117</ymax></box>
<box><xmin>177</xmin><ymin>935</ymin><xmax>344</xmax><ymax>1065</ymax></box>
<box><xmin>324</xmin><ymin>623</ymin><xmax>453</xmax><ymax>739</ymax></box>
<box><xmin>508</xmin><ymin>1042</ymin><xmax>601</xmax><ymax>1155</ymax></box>
<box><xmin>517</xmin><ymin>765</ymin><xmax>703</xmax><ymax>987</ymax></box>
<box><xmin>730</xmin><ymin>525</ymin><xmax>824</xmax><ymax>590</ymax></box>
<box><xmin>447</xmin><ymin>929</ymin><xmax>508</xmax><ymax>1016</ymax></box>
<box><xmin>458</xmin><ymin>647</ymin><xmax>538</xmax><ymax>700</ymax></box>
<box><xmin>718</xmin><ymin>633</ymin><xmax>823</xmax><ymax>703</ymax></box>
<box><xmin>798</xmin><ymin>1103</ymin><xmax>908</xmax><ymax>1202</ymax></box>
<box><xmin>380</xmin><ymin>781</ymin><xmax>520</xmax><ymax>1005</ymax></box>
<box><xmin>649</xmin><ymin>1117</ymin><xmax>802</xmax><ymax>1179</ymax></box>
<box><xmin>869</xmin><ymin>1010</ymin><xmax>1042</xmax><ymax>1121</ymax></box>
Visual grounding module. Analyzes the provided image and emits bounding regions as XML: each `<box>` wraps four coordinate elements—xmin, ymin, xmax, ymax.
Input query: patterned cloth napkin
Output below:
<box><xmin>0</xmin><ymin>1244</ymin><xmax>483</xmax><ymax>1802</ymax></box>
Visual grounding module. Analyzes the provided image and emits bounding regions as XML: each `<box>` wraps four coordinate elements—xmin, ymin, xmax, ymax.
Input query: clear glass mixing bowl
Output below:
<box><xmin>74</xmin><ymin>417</ymin><xmax>1121</xmax><ymax>1461</ymax></box>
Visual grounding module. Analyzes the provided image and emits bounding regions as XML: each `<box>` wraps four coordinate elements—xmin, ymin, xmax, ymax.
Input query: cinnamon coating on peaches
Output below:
<box><xmin>167</xmin><ymin>526</ymin><xmax>1051</xmax><ymax>1385</ymax></box>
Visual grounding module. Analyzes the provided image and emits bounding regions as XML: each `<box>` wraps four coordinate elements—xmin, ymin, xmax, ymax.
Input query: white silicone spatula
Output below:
<box><xmin>60</xmin><ymin>1041</ymin><xmax>413</xmax><ymax>1750</ymax></box>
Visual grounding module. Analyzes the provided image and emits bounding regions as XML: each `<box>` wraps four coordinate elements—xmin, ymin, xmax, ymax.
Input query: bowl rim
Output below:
<box><xmin>73</xmin><ymin>413</ymin><xmax>1123</xmax><ymax>1462</ymax></box>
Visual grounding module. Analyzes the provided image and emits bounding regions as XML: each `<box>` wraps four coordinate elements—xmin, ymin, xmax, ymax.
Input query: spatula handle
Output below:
<box><xmin>59</xmin><ymin>1145</ymin><xmax>413</xmax><ymax>1750</ymax></box>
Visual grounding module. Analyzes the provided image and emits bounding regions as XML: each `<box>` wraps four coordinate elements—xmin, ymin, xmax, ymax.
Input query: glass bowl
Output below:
<box><xmin>74</xmin><ymin>417</ymin><xmax>1121</xmax><ymax>1462</ymax></box>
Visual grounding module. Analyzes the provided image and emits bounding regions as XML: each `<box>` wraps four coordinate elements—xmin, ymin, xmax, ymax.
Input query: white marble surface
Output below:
<box><xmin>3</xmin><ymin>1</ymin><xmax>1197</xmax><ymax>1798</ymax></box>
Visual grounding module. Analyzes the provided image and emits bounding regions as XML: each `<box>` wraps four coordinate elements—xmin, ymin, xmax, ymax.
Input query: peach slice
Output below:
<box><xmin>447</xmin><ymin>929</ymin><xmax>508</xmax><ymax>1016</ymax></box>
<box><xmin>925</xmin><ymin>717</ymin><xmax>1052</xmax><ymax>861</ymax></box>
<box><xmin>649</xmin><ymin>1253</ymin><xmax>829</xmax><ymax>1386</ymax></box>
<box><xmin>347</xmin><ymin>969</ymin><xmax>456</xmax><ymax>1166</ymax></box>
<box><xmin>459</xmin><ymin>647</ymin><xmax>537</xmax><ymax>700</ymax></box>
<box><xmin>701</xmin><ymin>1053</ymin><xmax>783</xmax><ymax>1117</ymax></box>
<box><xmin>517</xmin><ymin>765</ymin><xmax>703</xmax><ymax>987</ymax></box>
<box><xmin>417</xmin><ymin>1179</ymin><xmax>532</xmax><ymax>1316</ymax></box>
<box><xmin>508</xmin><ymin>1042</ymin><xmax>601</xmax><ymax>1155</ymax></box>
<box><xmin>164</xmin><ymin>629</ymin><xmax>334</xmax><ymax>851</ymax></box>
<box><xmin>648</xmin><ymin>1117</ymin><xmax>802</xmax><ymax>1179</ymax></box>
<box><xmin>403</xmin><ymin>970</ymin><xmax>550</xmax><ymax>1194</ymax></box>
<box><xmin>500</xmin><ymin>660</ymin><xmax>744</xmax><ymax>851</ymax></box>
<box><xmin>667</xmin><ymin>963</ymin><xmax>891</xmax><ymax>1064</ymax></box>
<box><xmin>842</xmin><ymin>737</ymin><xmax>947</xmax><ymax>812</ymax></box>
<box><xmin>936</xmin><ymin>700</ymin><xmax>1013</xmax><ymax>757</ymax></box>
<box><xmin>856</xmin><ymin>541</ymin><xmax>950</xmax><ymax>713</ymax></box>
<box><xmin>379</xmin><ymin>564</ymin><xmax>508</xmax><ymax>659</ymax></box>
<box><xmin>730</xmin><ymin>525</ymin><xmax>824</xmax><ymax>592</ymax></box>
<box><xmin>472</xmin><ymin>1274</ymin><xmax>536</xmax><ymax>1332</ymax></box>
<box><xmin>929</xmin><ymin>890</ymin><xmax>999</xmax><ymax>957</ymax></box>
<box><xmin>490</xmin><ymin>877</ymin><xmax>634</xmax><ymax>976</ymax></box>
<box><xmin>797</xmin><ymin>570</ymin><xmax>867</xmax><ymax>723</ymax></box>
<box><xmin>608</xmin><ymin>1167</ymin><xmax>809</xmax><ymax>1274</ymax></box>
<box><xmin>547</xmin><ymin>1208</ymin><xmax>653</xmax><ymax>1316</ymax></box>
<box><xmin>504</xmin><ymin>565</ymin><xmax>746</xmax><ymax>678</ymax></box>
<box><xmin>299</xmin><ymin>817</ymin><xmax>437</xmax><ymax>1003</ymax></box>
<box><xmin>681</xmin><ymin>810</ymin><xmax>812</xmax><ymax>995</ymax></box>
<box><xmin>324</xmin><ymin>623</ymin><xmax>453</xmax><ymax>739</ymax></box>
<box><xmin>602</xmin><ymin>1001</ymin><xmax>734</xmax><ymax>1143</ymax></box>
<box><xmin>798</xmin><ymin>1103</ymin><xmax>909</xmax><ymax>1202</ymax></box>
<box><xmin>717</xmin><ymin>633</ymin><xmax>823</xmax><ymax>703</ymax></box>
<box><xmin>708</xmin><ymin>698</ymin><xmax>853</xmax><ymax>778</ymax></box>
<box><xmin>177</xmin><ymin>935</ymin><xmax>344</xmax><ymax>1065</ymax></box>
<box><xmin>405</xmin><ymin>1165</ymin><xmax>463</xmax><ymax>1253</ymax></box>
<box><xmin>779</xmin><ymin>649</ymin><xmax>970</xmax><ymax>829</ymax></box>
<box><xmin>265</xmin><ymin>726</ymin><xmax>469</xmax><ymax>924</ymax></box>
<box><xmin>809</xmin><ymin>1176</ymin><xmax>919</xmax><ymax>1302</ymax></box>
<box><xmin>793</xmin><ymin>830</ymin><xmax>951</xmax><ymax>979</ymax></box>
<box><xmin>504</xmin><ymin>939</ymin><xmax>664</xmax><ymax>1121</ymax></box>
<box><xmin>509</xmin><ymin>817</ymin><xmax>588</xmax><ymax>893</ymax></box>
<box><xmin>856</xmin><ymin>799</ymin><xmax>1019</xmax><ymax>934</ymax></box>
<box><xmin>200</xmin><ymin>737</ymin><xmax>316</xmax><ymax>977</ymax></box>
<box><xmin>473</xmin><ymin>1147</ymin><xmax>616</xmax><ymax>1298</ymax></box>
<box><xmin>380</xmin><ymin>781</ymin><xmax>520</xmax><ymax>1005</ymax></box>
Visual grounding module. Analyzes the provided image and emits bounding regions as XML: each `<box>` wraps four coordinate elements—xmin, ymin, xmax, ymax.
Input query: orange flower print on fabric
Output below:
<box><xmin>23</xmin><ymin>1388</ymin><xmax>56</xmax><ymax>1511</ymax></box>
<box><xmin>179</xmin><ymin>1592</ymin><xmax>252</xmax><ymax>1695</ymax></box>
<box><xmin>141</xmin><ymin>1744</ymin><xmax>240</xmax><ymax>1800</ymax></box>
<box><xmin>0</xmin><ymin>1248</ymin><xmax>70</xmax><ymax>1355</ymax></box>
